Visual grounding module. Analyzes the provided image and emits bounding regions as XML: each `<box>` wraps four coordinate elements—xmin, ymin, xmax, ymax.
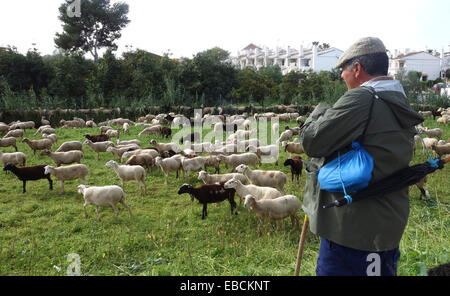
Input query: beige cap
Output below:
<box><xmin>335</xmin><ymin>37</ymin><xmax>387</xmax><ymax>69</ymax></box>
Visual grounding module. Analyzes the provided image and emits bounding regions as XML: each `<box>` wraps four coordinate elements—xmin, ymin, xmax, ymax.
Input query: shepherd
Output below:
<box><xmin>297</xmin><ymin>37</ymin><xmax>424</xmax><ymax>276</ymax></box>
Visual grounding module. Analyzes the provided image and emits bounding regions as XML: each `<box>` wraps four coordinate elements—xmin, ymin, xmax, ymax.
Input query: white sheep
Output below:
<box><xmin>154</xmin><ymin>156</ymin><xmax>182</xmax><ymax>185</ymax></box>
<box><xmin>217</xmin><ymin>152</ymin><xmax>258</xmax><ymax>172</ymax></box>
<box><xmin>83</xmin><ymin>140</ymin><xmax>115</xmax><ymax>161</ymax></box>
<box><xmin>117</xmin><ymin>139</ymin><xmax>141</xmax><ymax>146</ymax></box>
<box><xmin>150</xmin><ymin>139</ymin><xmax>181</xmax><ymax>153</ymax></box>
<box><xmin>244</xmin><ymin>194</ymin><xmax>300</xmax><ymax>232</ymax></box>
<box><xmin>44</xmin><ymin>164</ymin><xmax>89</xmax><ymax>194</ymax></box>
<box><xmin>3</xmin><ymin>129</ymin><xmax>24</xmax><ymax>140</ymax></box>
<box><xmin>123</xmin><ymin>122</ymin><xmax>130</xmax><ymax>134</ymax></box>
<box><xmin>235</xmin><ymin>164</ymin><xmax>287</xmax><ymax>194</ymax></box>
<box><xmin>56</xmin><ymin>141</ymin><xmax>83</xmax><ymax>153</ymax></box>
<box><xmin>198</xmin><ymin>170</ymin><xmax>248</xmax><ymax>185</ymax></box>
<box><xmin>281</xmin><ymin>141</ymin><xmax>304</xmax><ymax>158</ymax></box>
<box><xmin>180</xmin><ymin>156</ymin><xmax>206</xmax><ymax>177</ymax></box>
<box><xmin>86</xmin><ymin>120</ymin><xmax>97</xmax><ymax>128</ymax></box>
<box><xmin>138</xmin><ymin>125</ymin><xmax>162</xmax><ymax>137</ymax></box>
<box><xmin>0</xmin><ymin>137</ymin><xmax>18</xmax><ymax>151</ymax></box>
<box><xmin>223</xmin><ymin>178</ymin><xmax>282</xmax><ymax>206</ymax></box>
<box><xmin>42</xmin><ymin>133</ymin><xmax>58</xmax><ymax>145</ymax></box>
<box><xmin>422</xmin><ymin>127</ymin><xmax>442</xmax><ymax>139</ymax></box>
<box><xmin>246</xmin><ymin>144</ymin><xmax>279</xmax><ymax>165</ymax></box>
<box><xmin>105</xmin><ymin>160</ymin><xmax>147</xmax><ymax>195</ymax></box>
<box><xmin>276</xmin><ymin>130</ymin><xmax>294</xmax><ymax>144</ymax></box>
<box><xmin>77</xmin><ymin>185</ymin><xmax>132</xmax><ymax>221</ymax></box>
<box><xmin>40</xmin><ymin>149</ymin><xmax>84</xmax><ymax>167</ymax></box>
<box><xmin>22</xmin><ymin>138</ymin><xmax>53</xmax><ymax>155</ymax></box>
<box><xmin>121</xmin><ymin>149</ymin><xmax>159</xmax><ymax>163</ymax></box>
<box><xmin>33</xmin><ymin>125</ymin><xmax>51</xmax><ymax>136</ymax></box>
<box><xmin>0</xmin><ymin>150</ymin><xmax>26</xmax><ymax>167</ymax></box>
<box><xmin>105</xmin><ymin>128</ymin><xmax>120</xmax><ymax>139</ymax></box>
<box><xmin>106</xmin><ymin>146</ymin><xmax>138</xmax><ymax>162</ymax></box>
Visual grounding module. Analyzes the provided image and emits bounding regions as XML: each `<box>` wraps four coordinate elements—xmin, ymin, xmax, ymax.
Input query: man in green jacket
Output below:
<box><xmin>299</xmin><ymin>37</ymin><xmax>424</xmax><ymax>276</ymax></box>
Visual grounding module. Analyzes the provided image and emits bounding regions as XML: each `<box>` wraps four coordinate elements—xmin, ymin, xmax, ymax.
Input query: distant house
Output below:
<box><xmin>231</xmin><ymin>43</ymin><xmax>343</xmax><ymax>75</ymax></box>
<box><xmin>388</xmin><ymin>50</ymin><xmax>442</xmax><ymax>81</ymax></box>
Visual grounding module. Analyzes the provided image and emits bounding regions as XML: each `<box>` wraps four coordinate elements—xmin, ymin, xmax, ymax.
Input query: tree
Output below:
<box><xmin>55</xmin><ymin>0</ymin><xmax>130</xmax><ymax>61</ymax></box>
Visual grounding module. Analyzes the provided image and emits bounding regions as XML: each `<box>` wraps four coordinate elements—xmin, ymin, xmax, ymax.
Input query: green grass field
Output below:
<box><xmin>0</xmin><ymin>118</ymin><xmax>448</xmax><ymax>276</ymax></box>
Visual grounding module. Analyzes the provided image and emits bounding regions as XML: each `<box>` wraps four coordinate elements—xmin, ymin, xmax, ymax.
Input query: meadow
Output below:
<box><xmin>0</xmin><ymin>118</ymin><xmax>448</xmax><ymax>276</ymax></box>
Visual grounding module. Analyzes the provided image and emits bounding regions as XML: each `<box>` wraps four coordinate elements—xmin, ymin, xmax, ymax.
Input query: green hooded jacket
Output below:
<box><xmin>299</xmin><ymin>77</ymin><xmax>424</xmax><ymax>251</ymax></box>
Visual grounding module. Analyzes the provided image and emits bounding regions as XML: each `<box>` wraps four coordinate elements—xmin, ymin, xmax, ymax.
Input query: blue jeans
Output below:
<box><xmin>316</xmin><ymin>238</ymin><xmax>400</xmax><ymax>276</ymax></box>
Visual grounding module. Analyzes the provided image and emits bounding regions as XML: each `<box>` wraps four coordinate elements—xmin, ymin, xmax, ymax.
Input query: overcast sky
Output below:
<box><xmin>1</xmin><ymin>0</ymin><xmax>449</xmax><ymax>59</ymax></box>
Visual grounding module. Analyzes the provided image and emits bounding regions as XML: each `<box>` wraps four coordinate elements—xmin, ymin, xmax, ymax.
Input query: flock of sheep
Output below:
<box><xmin>0</xmin><ymin>112</ymin><xmax>307</xmax><ymax>228</ymax></box>
<box><xmin>1</xmin><ymin>106</ymin><xmax>449</xmax><ymax>225</ymax></box>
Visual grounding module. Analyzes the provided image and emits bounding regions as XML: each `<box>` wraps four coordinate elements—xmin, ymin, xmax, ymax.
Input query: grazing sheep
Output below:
<box><xmin>3</xmin><ymin>129</ymin><xmax>24</xmax><ymax>140</ymax></box>
<box><xmin>138</xmin><ymin>125</ymin><xmax>162</xmax><ymax>137</ymax></box>
<box><xmin>86</xmin><ymin>120</ymin><xmax>97</xmax><ymax>128</ymax></box>
<box><xmin>422</xmin><ymin>127</ymin><xmax>442</xmax><ymax>139</ymax></box>
<box><xmin>177</xmin><ymin>183</ymin><xmax>237</xmax><ymax>220</ymax></box>
<box><xmin>56</xmin><ymin>141</ymin><xmax>83</xmax><ymax>153</ymax></box>
<box><xmin>125</xmin><ymin>154</ymin><xmax>154</xmax><ymax>172</ymax></box>
<box><xmin>154</xmin><ymin>156</ymin><xmax>182</xmax><ymax>185</ymax></box>
<box><xmin>276</xmin><ymin>130</ymin><xmax>294</xmax><ymax>144</ymax></box>
<box><xmin>217</xmin><ymin>153</ymin><xmax>258</xmax><ymax>172</ymax></box>
<box><xmin>3</xmin><ymin>163</ymin><xmax>53</xmax><ymax>193</ymax></box>
<box><xmin>418</xmin><ymin>137</ymin><xmax>438</xmax><ymax>154</ymax></box>
<box><xmin>121</xmin><ymin>149</ymin><xmax>159</xmax><ymax>163</ymax></box>
<box><xmin>106</xmin><ymin>146</ymin><xmax>138</xmax><ymax>162</ymax></box>
<box><xmin>224</xmin><ymin>178</ymin><xmax>282</xmax><ymax>205</ymax></box>
<box><xmin>83</xmin><ymin>140</ymin><xmax>114</xmax><ymax>161</ymax></box>
<box><xmin>105</xmin><ymin>160</ymin><xmax>147</xmax><ymax>196</ymax></box>
<box><xmin>181</xmin><ymin>156</ymin><xmax>206</xmax><ymax>177</ymax></box>
<box><xmin>100</xmin><ymin>126</ymin><xmax>113</xmax><ymax>134</ymax></box>
<box><xmin>9</xmin><ymin>121</ymin><xmax>35</xmax><ymax>130</ymax></box>
<box><xmin>33</xmin><ymin>125</ymin><xmax>52</xmax><ymax>136</ymax></box>
<box><xmin>246</xmin><ymin>144</ymin><xmax>279</xmax><ymax>165</ymax></box>
<box><xmin>22</xmin><ymin>138</ymin><xmax>53</xmax><ymax>155</ymax></box>
<box><xmin>105</xmin><ymin>128</ymin><xmax>120</xmax><ymax>139</ymax></box>
<box><xmin>0</xmin><ymin>123</ymin><xmax>9</xmax><ymax>134</ymax></box>
<box><xmin>42</xmin><ymin>133</ymin><xmax>58</xmax><ymax>145</ymax></box>
<box><xmin>235</xmin><ymin>164</ymin><xmax>287</xmax><ymax>194</ymax></box>
<box><xmin>60</xmin><ymin>119</ymin><xmax>82</xmax><ymax>128</ymax></box>
<box><xmin>44</xmin><ymin>164</ymin><xmax>89</xmax><ymax>194</ymax></box>
<box><xmin>0</xmin><ymin>150</ymin><xmax>27</xmax><ymax>167</ymax></box>
<box><xmin>227</xmin><ymin>129</ymin><xmax>257</xmax><ymax>143</ymax></box>
<box><xmin>198</xmin><ymin>170</ymin><xmax>248</xmax><ymax>185</ymax></box>
<box><xmin>150</xmin><ymin>139</ymin><xmax>181</xmax><ymax>153</ymax></box>
<box><xmin>117</xmin><ymin>139</ymin><xmax>141</xmax><ymax>146</ymax></box>
<box><xmin>160</xmin><ymin>127</ymin><xmax>172</xmax><ymax>139</ymax></box>
<box><xmin>282</xmin><ymin>141</ymin><xmax>304</xmax><ymax>157</ymax></box>
<box><xmin>40</xmin><ymin>149</ymin><xmax>84</xmax><ymax>167</ymax></box>
<box><xmin>84</xmin><ymin>133</ymin><xmax>110</xmax><ymax>143</ymax></box>
<box><xmin>77</xmin><ymin>185</ymin><xmax>132</xmax><ymax>221</ymax></box>
<box><xmin>283</xmin><ymin>156</ymin><xmax>303</xmax><ymax>183</ymax></box>
<box><xmin>41</xmin><ymin>117</ymin><xmax>50</xmax><ymax>126</ymax></box>
<box><xmin>202</xmin><ymin>155</ymin><xmax>221</xmax><ymax>174</ymax></box>
<box><xmin>0</xmin><ymin>137</ymin><xmax>18</xmax><ymax>151</ymax></box>
<box><xmin>244</xmin><ymin>194</ymin><xmax>300</xmax><ymax>232</ymax></box>
<box><xmin>431</xmin><ymin>143</ymin><xmax>450</xmax><ymax>158</ymax></box>
<box><xmin>123</xmin><ymin>122</ymin><xmax>130</xmax><ymax>134</ymax></box>
<box><xmin>284</xmin><ymin>126</ymin><xmax>300</xmax><ymax>135</ymax></box>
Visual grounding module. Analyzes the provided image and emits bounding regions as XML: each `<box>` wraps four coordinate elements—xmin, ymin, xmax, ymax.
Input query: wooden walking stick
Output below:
<box><xmin>294</xmin><ymin>215</ymin><xmax>309</xmax><ymax>276</ymax></box>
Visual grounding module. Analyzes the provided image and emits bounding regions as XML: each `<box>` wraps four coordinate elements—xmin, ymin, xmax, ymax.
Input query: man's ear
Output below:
<box><xmin>353</xmin><ymin>62</ymin><xmax>363</xmax><ymax>78</ymax></box>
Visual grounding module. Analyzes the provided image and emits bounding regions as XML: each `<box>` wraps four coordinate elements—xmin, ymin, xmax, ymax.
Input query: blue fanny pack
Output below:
<box><xmin>317</xmin><ymin>86</ymin><xmax>378</xmax><ymax>196</ymax></box>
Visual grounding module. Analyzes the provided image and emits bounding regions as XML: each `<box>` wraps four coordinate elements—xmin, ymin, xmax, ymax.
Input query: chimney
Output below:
<box><xmin>312</xmin><ymin>42</ymin><xmax>318</xmax><ymax>71</ymax></box>
<box><xmin>299</xmin><ymin>44</ymin><xmax>304</xmax><ymax>57</ymax></box>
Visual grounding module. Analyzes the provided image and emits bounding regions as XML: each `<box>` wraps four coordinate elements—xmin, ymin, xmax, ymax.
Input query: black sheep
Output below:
<box><xmin>283</xmin><ymin>156</ymin><xmax>303</xmax><ymax>183</ymax></box>
<box><xmin>3</xmin><ymin>163</ymin><xmax>53</xmax><ymax>193</ymax></box>
<box><xmin>178</xmin><ymin>183</ymin><xmax>237</xmax><ymax>219</ymax></box>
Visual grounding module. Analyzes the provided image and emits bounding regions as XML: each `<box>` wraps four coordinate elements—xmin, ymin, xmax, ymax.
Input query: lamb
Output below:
<box><xmin>82</xmin><ymin>140</ymin><xmax>114</xmax><ymax>160</ymax></box>
<box><xmin>223</xmin><ymin>178</ymin><xmax>283</xmax><ymax>206</ymax></box>
<box><xmin>198</xmin><ymin>170</ymin><xmax>248</xmax><ymax>185</ymax></box>
<box><xmin>0</xmin><ymin>137</ymin><xmax>18</xmax><ymax>151</ymax></box>
<box><xmin>3</xmin><ymin>163</ymin><xmax>53</xmax><ymax>193</ymax></box>
<box><xmin>3</xmin><ymin>129</ymin><xmax>24</xmax><ymax>140</ymax></box>
<box><xmin>125</xmin><ymin>154</ymin><xmax>154</xmax><ymax>172</ymax></box>
<box><xmin>117</xmin><ymin>139</ymin><xmax>141</xmax><ymax>146</ymax></box>
<box><xmin>105</xmin><ymin>160</ymin><xmax>147</xmax><ymax>196</ymax></box>
<box><xmin>40</xmin><ymin>149</ymin><xmax>84</xmax><ymax>167</ymax></box>
<box><xmin>0</xmin><ymin>150</ymin><xmax>27</xmax><ymax>167</ymax></box>
<box><xmin>243</xmin><ymin>194</ymin><xmax>300</xmax><ymax>232</ymax></box>
<box><xmin>77</xmin><ymin>185</ymin><xmax>132</xmax><ymax>221</ymax></box>
<box><xmin>150</xmin><ymin>139</ymin><xmax>181</xmax><ymax>153</ymax></box>
<box><xmin>431</xmin><ymin>143</ymin><xmax>450</xmax><ymax>158</ymax></box>
<box><xmin>84</xmin><ymin>133</ymin><xmax>110</xmax><ymax>143</ymax></box>
<box><xmin>177</xmin><ymin>183</ymin><xmax>237</xmax><ymax>220</ymax></box>
<box><xmin>235</xmin><ymin>164</ymin><xmax>287</xmax><ymax>194</ymax></box>
<box><xmin>282</xmin><ymin>141</ymin><xmax>304</xmax><ymax>157</ymax></box>
<box><xmin>217</xmin><ymin>153</ymin><xmax>258</xmax><ymax>172</ymax></box>
<box><xmin>283</xmin><ymin>156</ymin><xmax>303</xmax><ymax>183</ymax></box>
<box><xmin>56</xmin><ymin>141</ymin><xmax>83</xmax><ymax>153</ymax></box>
<box><xmin>22</xmin><ymin>138</ymin><xmax>53</xmax><ymax>155</ymax></box>
<box><xmin>44</xmin><ymin>164</ymin><xmax>89</xmax><ymax>194</ymax></box>
<box><xmin>180</xmin><ymin>156</ymin><xmax>206</xmax><ymax>177</ymax></box>
<box><xmin>154</xmin><ymin>156</ymin><xmax>182</xmax><ymax>185</ymax></box>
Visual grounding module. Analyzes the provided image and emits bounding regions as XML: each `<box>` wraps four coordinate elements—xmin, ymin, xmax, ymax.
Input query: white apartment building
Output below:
<box><xmin>231</xmin><ymin>43</ymin><xmax>343</xmax><ymax>75</ymax></box>
<box><xmin>388</xmin><ymin>48</ymin><xmax>449</xmax><ymax>81</ymax></box>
